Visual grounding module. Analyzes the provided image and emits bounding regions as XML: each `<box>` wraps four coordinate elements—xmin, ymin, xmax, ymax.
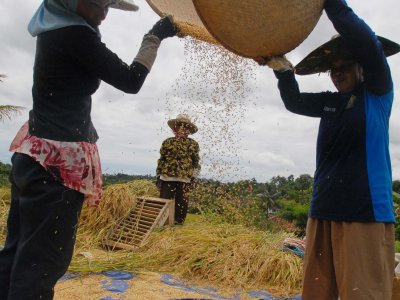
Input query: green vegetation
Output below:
<box><xmin>0</xmin><ymin>161</ymin><xmax>11</xmax><ymax>187</ymax></box>
<box><xmin>103</xmin><ymin>173</ymin><xmax>155</xmax><ymax>187</ymax></box>
<box><xmin>1</xmin><ymin>164</ymin><xmax>400</xmax><ymax>240</ymax></box>
<box><xmin>396</xmin><ymin>241</ymin><xmax>400</xmax><ymax>253</ymax></box>
<box><xmin>188</xmin><ymin>175</ymin><xmax>312</xmax><ymax>235</ymax></box>
<box><xmin>0</xmin><ymin>74</ymin><xmax>24</xmax><ymax>122</ymax></box>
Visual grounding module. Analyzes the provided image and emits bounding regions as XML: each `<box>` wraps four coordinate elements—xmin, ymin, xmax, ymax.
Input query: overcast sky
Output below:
<box><xmin>1</xmin><ymin>0</ymin><xmax>399</xmax><ymax>182</ymax></box>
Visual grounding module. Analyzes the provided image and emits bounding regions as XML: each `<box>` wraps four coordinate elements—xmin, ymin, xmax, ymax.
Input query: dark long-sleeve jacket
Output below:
<box><xmin>29</xmin><ymin>25</ymin><xmax>149</xmax><ymax>143</ymax></box>
<box><xmin>274</xmin><ymin>0</ymin><xmax>395</xmax><ymax>222</ymax></box>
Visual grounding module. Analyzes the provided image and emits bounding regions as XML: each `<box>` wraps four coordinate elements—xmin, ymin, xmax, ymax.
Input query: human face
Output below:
<box><xmin>77</xmin><ymin>0</ymin><xmax>114</xmax><ymax>27</ymax></box>
<box><xmin>330</xmin><ymin>59</ymin><xmax>363</xmax><ymax>93</ymax></box>
<box><xmin>173</xmin><ymin>124</ymin><xmax>190</xmax><ymax>136</ymax></box>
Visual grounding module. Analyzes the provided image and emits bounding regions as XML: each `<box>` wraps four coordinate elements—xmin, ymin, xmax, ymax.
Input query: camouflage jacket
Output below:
<box><xmin>156</xmin><ymin>137</ymin><xmax>200</xmax><ymax>179</ymax></box>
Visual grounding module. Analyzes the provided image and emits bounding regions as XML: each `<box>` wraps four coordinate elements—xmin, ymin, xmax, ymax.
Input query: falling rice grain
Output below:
<box><xmin>163</xmin><ymin>37</ymin><xmax>256</xmax><ymax>181</ymax></box>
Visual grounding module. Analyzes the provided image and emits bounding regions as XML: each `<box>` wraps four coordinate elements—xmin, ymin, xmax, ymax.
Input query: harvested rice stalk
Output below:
<box><xmin>69</xmin><ymin>251</ymin><xmax>141</xmax><ymax>273</ymax></box>
<box><xmin>76</xmin><ymin>180</ymin><xmax>158</xmax><ymax>250</ymax></box>
<box><xmin>0</xmin><ymin>187</ymin><xmax>10</xmax><ymax>243</ymax></box>
<box><xmin>135</xmin><ymin>220</ymin><xmax>302</xmax><ymax>293</ymax></box>
<box><xmin>0</xmin><ymin>186</ymin><xmax>11</xmax><ymax>205</ymax></box>
<box><xmin>71</xmin><ymin>215</ymin><xmax>302</xmax><ymax>296</ymax></box>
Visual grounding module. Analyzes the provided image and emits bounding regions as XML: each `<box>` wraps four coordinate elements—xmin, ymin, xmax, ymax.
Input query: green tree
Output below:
<box><xmin>0</xmin><ymin>74</ymin><xmax>24</xmax><ymax>121</ymax></box>
<box><xmin>256</xmin><ymin>190</ymin><xmax>280</xmax><ymax>219</ymax></box>
<box><xmin>393</xmin><ymin>180</ymin><xmax>400</xmax><ymax>194</ymax></box>
<box><xmin>294</xmin><ymin>174</ymin><xmax>313</xmax><ymax>191</ymax></box>
<box><xmin>393</xmin><ymin>192</ymin><xmax>400</xmax><ymax>240</ymax></box>
<box><xmin>103</xmin><ymin>173</ymin><xmax>156</xmax><ymax>186</ymax></box>
<box><xmin>277</xmin><ymin>198</ymin><xmax>309</xmax><ymax>235</ymax></box>
<box><xmin>0</xmin><ymin>161</ymin><xmax>11</xmax><ymax>187</ymax></box>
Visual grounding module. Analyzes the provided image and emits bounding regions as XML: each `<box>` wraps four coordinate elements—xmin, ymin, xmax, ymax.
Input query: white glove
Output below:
<box><xmin>254</xmin><ymin>55</ymin><xmax>293</xmax><ymax>72</ymax></box>
<box><xmin>133</xmin><ymin>34</ymin><xmax>161</xmax><ymax>71</ymax></box>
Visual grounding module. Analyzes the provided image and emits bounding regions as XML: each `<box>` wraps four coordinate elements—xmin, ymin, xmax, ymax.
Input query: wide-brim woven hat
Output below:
<box><xmin>145</xmin><ymin>0</ymin><xmax>217</xmax><ymax>44</ymax></box>
<box><xmin>110</xmin><ymin>0</ymin><xmax>139</xmax><ymax>11</ymax></box>
<box><xmin>295</xmin><ymin>35</ymin><xmax>400</xmax><ymax>75</ymax></box>
<box><xmin>167</xmin><ymin>114</ymin><xmax>198</xmax><ymax>134</ymax></box>
<box><xmin>192</xmin><ymin>0</ymin><xmax>325</xmax><ymax>58</ymax></box>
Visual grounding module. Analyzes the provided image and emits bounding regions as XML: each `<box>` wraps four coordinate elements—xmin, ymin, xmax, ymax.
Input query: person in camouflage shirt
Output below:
<box><xmin>157</xmin><ymin>114</ymin><xmax>200</xmax><ymax>224</ymax></box>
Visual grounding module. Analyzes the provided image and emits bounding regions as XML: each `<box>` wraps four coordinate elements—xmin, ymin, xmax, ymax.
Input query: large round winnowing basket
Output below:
<box><xmin>145</xmin><ymin>0</ymin><xmax>324</xmax><ymax>58</ymax></box>
<box><xmin>192</xmin><ymin>0</ymin><xmax>325</xmax><ymax>58</ymax></box>
<box><xmin>145</xmin><ymin>0</ymin><xmax>217</xmax><ymax>44</ymax></box>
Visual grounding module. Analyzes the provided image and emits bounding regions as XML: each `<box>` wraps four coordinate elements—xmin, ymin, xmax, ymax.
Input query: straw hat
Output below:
<box><xmin>192</xmin><ymin>0</ymin><xmax>325</xmax><ymax>58</ymax></box>
<box><xmin>167</xmin><ymin>114</ymin><xmax>198</xmax><ymax>134</ymax></box>
<box><xmin>295</xmin><ymin>35</ymin><xmax>400</xmax><ymax>75</ymax></box>
<box><xmin>110</xmin><ymin>0</ymin><xmax>139</xmax><ymax>11</ymax></box>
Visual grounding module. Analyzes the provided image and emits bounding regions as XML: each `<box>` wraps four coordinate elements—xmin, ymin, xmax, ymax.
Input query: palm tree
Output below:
<box><xmin>256</xmin><ymin>190</ymin><xmax>280</xmax><ymax>219</ymax></box>
<box><xmin>0</xmin><ymin>74</ymin><xmax>24</xmax><ymax>121</ymax></box>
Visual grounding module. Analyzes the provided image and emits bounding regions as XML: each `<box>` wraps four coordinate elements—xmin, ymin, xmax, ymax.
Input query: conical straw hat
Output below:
<box><xmin>145</xmin><ymin>0</ymin><xmax>217</xmax><ymax>44</ymax></box>
<box><xmin>295</xmin><ymin>34</ymin><xmax>400</xmax><ymax>75</ymax></box>
<box><xmin>193</xmin><ymin>0</ymin><xmax>325</xmax><ymax>58</ymax></box>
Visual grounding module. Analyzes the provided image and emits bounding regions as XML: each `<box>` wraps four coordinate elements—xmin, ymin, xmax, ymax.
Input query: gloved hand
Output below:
<box><xmin>148</xmin><ymin>16</ymin><xmax>177</xmax><ymax>41</ymax></box>
<box><xmin>254</xmin><ymin>55</ymin><xmax>293</xmax><ymax>72</ymax></box>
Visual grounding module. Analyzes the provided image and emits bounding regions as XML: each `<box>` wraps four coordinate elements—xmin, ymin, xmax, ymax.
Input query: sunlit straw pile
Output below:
<box><xmin>138</xmin><ymin>219</ymin><xmax>302</xmax><ymax>292</ymax></box>
<box><xmin>70</xmin><ymin>214</ymin><xmax>302</xmax><ymax>296</ymax></box>
<box><xmin>76</xmin><ymin>180</ymin><xmax>158</xmax><ymax>250</ymax></box>
<box><xmin>0</xmin><ymin>187</ymin><xmax>11</xmax><ymax>243</ymax></box>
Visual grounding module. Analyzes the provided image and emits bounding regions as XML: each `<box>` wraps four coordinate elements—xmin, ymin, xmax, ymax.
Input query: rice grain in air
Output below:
<box><xmin>175</xmin><ymin>21</ymin><xmax>218</xmax><ymax>45</ymax></box>
<box><xmin>163</xmin><ymin>36</ymin><xmax>257</xmax><ymax>181</ymax></box>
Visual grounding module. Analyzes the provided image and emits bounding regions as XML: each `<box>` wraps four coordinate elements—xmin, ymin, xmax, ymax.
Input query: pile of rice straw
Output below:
<box><xmin>136</xmin><ymin>218</ymin><xmax>302</xmax><ymax>293</ymax></box>
<box><xmin>1</xmin><ymin>181</ymin><xmax>303</xmax><ymax>296</ymax></box>
<box><xmin>72</xmin><ymin>212</ymin><xmax>302</xmax><ymax>296</ymax></box>
<box><xmin>76</xmin><ymin>180</ymin><xmax>159</xmax><ymax>249</ymax></box>
<box><xmin>0</xmin><ymin>187</ymin><xmax>11</xmax><ymax>242</ymax></box>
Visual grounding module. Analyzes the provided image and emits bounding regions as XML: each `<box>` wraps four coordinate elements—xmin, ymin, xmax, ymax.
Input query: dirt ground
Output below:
<box><xmin>54</xmin><ymin>271</ymin><xmax>283</xmax><ymax>300</ymax></box>
<box><xmin>55</xmin><ymin>273</ymin><xmax>400</xmax><ymax>300</ymax></box>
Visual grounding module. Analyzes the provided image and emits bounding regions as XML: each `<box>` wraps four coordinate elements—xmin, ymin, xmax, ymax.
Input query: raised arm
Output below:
<box><xmin>274</xmin><ymin>69</ymin><xmax>331</xmax><ymax>117</ymax></box>
<box><xmin>324</xmin><ymin>0</ymin><xmax>392</xmax><ymax>95</ymax></box>
<box><xmin>72</xmin><ymin>16</ymin><xmax>177</xmax><ymax>94</ymax></box>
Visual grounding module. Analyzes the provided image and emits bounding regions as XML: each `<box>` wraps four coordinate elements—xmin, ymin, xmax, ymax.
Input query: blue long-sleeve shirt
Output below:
<box><xmin>275</xmin><ymin>0</ymin><xmax>395</xmax><ymax>222</ymax></box>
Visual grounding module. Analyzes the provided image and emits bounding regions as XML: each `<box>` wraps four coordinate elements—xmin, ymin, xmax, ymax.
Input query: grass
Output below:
<box><xmin>396</xmin><ymin>240</ymin><xmax>400</xmax><ymax>253</ymax></box>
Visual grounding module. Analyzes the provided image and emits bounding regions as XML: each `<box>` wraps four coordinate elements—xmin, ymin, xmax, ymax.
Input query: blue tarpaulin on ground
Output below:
<box><xmin>59</xmin><ymin>271</ymin><xmax>301</xmax><ymax>300</ymax></box>
<box><xmin>100</xmin><ymin>271</ymin><xmax>135</xmax><ymax>293</ymax></box>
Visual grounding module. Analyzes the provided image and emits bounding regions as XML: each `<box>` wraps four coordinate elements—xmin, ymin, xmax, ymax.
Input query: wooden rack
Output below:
<box><xmin>104</xmin><ymin>197</ymin><xmax>175</xmax><ymax>250</ymax></box>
